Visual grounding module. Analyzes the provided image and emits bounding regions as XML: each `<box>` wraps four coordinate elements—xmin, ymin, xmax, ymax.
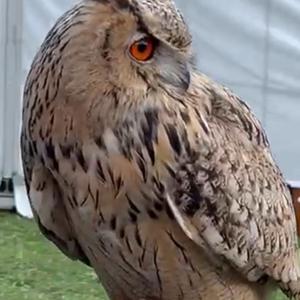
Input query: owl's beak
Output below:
<box><xmin>158</xmin><ymin>61</ymin><xmax>191</xmax><ymax>93</ymax></box>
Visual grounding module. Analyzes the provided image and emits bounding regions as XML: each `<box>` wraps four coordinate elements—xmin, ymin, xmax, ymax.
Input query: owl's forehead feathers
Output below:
<box><xmin>93</xmin><ymin>0</ymin><xmax>192</xmax><ymax>51</ymax></box>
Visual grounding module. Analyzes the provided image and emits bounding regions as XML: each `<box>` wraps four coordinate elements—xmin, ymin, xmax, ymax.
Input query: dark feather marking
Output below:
<box><xmin>114</xmin><ymin>176</ymin><xmax>123</xmax><ymax>198</ymax></box>
<box><xmin>152</xmin><ymin>176</ymin><xmax>165</xmax><ymax>194</ymax></box>
<box><xmin>119</xmin><ymin>250</ymin><xmax>145</xmax><ymax>278</ymax></box>
<box><xmin>31</xmin><ymin>140</ymin><xmax>38</xmax><ymax>154</ymax></box>
<box><xmin>153</xmin><ymin>245</ymin><xmax>163</xmax><ymax>297</ymax></box>
<box><xmin>165</xmin><ymin>124</ymin><xmax>182</xmax><ymax>155</ymax></box>
<box><xmin>59</xmin><ymin>38</ymin><xmax>71</xmax><ymax>52</ymax></box>
<box><xmin>60</xmin><ymin>144</ymin><xmax>72</xmax><ymax>158</ymax></box>
<box><xmin>140</xmin><ymin>239</ymin><xmax>147</xmax><ymax>264</ymax></box>
<box><xmin>166</xmin><ymin>231</ymin><xmax>188</xmax><ymax>264</ymax></box>
<box><xmin>87</xmin><ymin>246</ymin><xmax>98</xmax><ymax>260</ymax></box>
<box><xmin>76</xmin><ymin>149</ymin><xmax>88</xmax><ymax>172</ymax></box>
<box><xmin>102</xmin><ymin>30</ymin><xmax>111</xmax><ymax>61</ymax></box>
<box><xmin>99</xmin><ymin>211</ymin><xmax>105</xmax><ymax>223</ymax></box>
<box><xmin>45</xmin><ymin>140</ymin><xmax>55</xmax><ymax>160</ymax></box>
<box><xmin>204</xmin><ymin>196</ymin><xmax>218</xmax><ymax>219</ymax></box>
<box><xmin>125</xmin><ymin>236</ymin><xmax>133</xmax><ymax>253</ymax></box>
<box><xmin>140</xmin><ymin>190</ymin><xmax>153</xmax><ymax>202</ymax></box>
<box><xmin>154</xmin><ymin>201</ymin><xmax>163</xmax><ymax>212</ymax></box>
<box><xmin>144</xmin><ymin>109</ymin><xmax>158</xmax><ymax>140</ymax></box>
<box><xmin>29</xmin><ymin>94</ymin><xmax>38</xmax><ymax>128</ymax></box>
<box><xmin>140</xmin><ymin>109</ymin><xmax>159</xmax><ymax>165</ymax></box>
<box><xmin>95</xmin><ymin>189</ymin><xmax>100</xmax><ymax>210</ymax></box>
<box><xmin>36</xmin><ymin>104</ymin><xmax>44</xmax><ymax>119</ymax></box>
<box><xmin>184</xmin><ymin>189</ymin><xmax>201</xmax><ymax>217</ymax></box>
<box><xmin>136</xmin><ymin>155</ymin><xmax>147</xmax><ymax>182</ymax></box>
<box><xmin>36</xmin><ymin>181</ymin><xmax>46</xmax><ymax>191</ymax></box>
<box><xmin>45</xmin><ymin>88</ymin><xmax>49</xmax><ymax>102</ymax></box>
<box><xmin>147</xmin><ymin>209</ymin><xmax>159</xmax><ymax>220</ymax></box>
<box><xmin>154</xmin><ymin>191</ymin><xmax>166</xmax><ymax>203</ymax></box>
<box><xmin>110</xmin><ymin>215</ymin><xmax>117</xmax><ymax>230</ymax></box>
<box><xmin>112</xmin><ymin>90</ymin><xmax>119</xmax><ymax>108</ymax></box>
<box><xmin>165</xmin><ymin>203</ymin><xmax>175</xmax><ymax>220</ymax></box>
<box><xmin>135</xmin><ymin>225</ymin><xmax>142</xmax><ymax>247</ymax></box>
<box><xmin>40</xmin><ymin>155</ymin><xmax>45</xmax><ymax>165</ymax></box>
<box><xmin>87</xmin><ymin>184</ymin><xmax>99</xmax><ymax>210</ymax></box>
<box><xmin>98</xmin><ymin>238</ymin><xmax>108</xmax><ymax>254</ymax></box>
<box><xmin>96</xmin><ymin>160</ymin><xmax>106</xmax><ymax>182</ymax></box>
<box><xmin>188</xmin><ymin>275</ymin><xmax>194</xmax><ymax>288</ymax></box>
<box><xmin>119</xmin><ymin>227</ymin><xmax>125</xmax><ymax>239</ymax></box>
<box><xmin>138</xmin><ymin>257</ymin><xmax>143</xmax><ymax>269</ymax></box>
<box><xmin>107</xmin><ymin>166</ymin><xmax>115</xmax><ymax>186</ymax></box>
<box><xmin>164</xmin><ymin>163</ymin><xmax>176</xmax><ymax>178</ymax></box>
<box><xmin>80</xmin><ymin>193</ymin><xmax>89</xmax><ymax>207</ymax></box>
<box><xmin>45</xmin><ymin>140</ymin><xmax>59</xmax><ymax>171</ymax></box>
<box><xmin>67</xmin><ymin>196</ymin><xmax>75</xmax><ymax>209</ymax></box>
<box><xmin>178</xmin><ymin>285</ymin><xmax>185</xmax><ymax>300</ymax></box>
<box><xmin>180</xmin><ymin>111</ymin><xmax>190</xmax><ymax>124</ymax></box>
<box><xmin>182</xmin><ymin>128</ymin><xmax>194</xmax><ymax>157</ymax></box>
<box><xmin>95</xmin><ymin>135</ymin><xmax>106</xmax><ymax>150</ymax></box>
<box><xmin>42</xmin><ymin>69</ymin><xmax>49</xmax><ymax>89</ymax></box>
<box><xmin>28</xmin><ymin>142</ymin><xmax>34</xmax><ymax>157</ymax></box>
<box><xmin>136</xmin><ymin>69</ymin><xmax>152</xmax><ymax>86</ymax></box>
<box><xmin>126</xmin><ymin>194</ymin><xmax>141</xmax><ymax>214</ymax></box>
<box><xmin>144</xmin><ymin>139</ymin><xmax>155</xmax><ymax>165</ymax></box>
<box><xmin>129</xmin><ymin>210</ymin><xmax>138</xmax><ymax>223</ymax></box>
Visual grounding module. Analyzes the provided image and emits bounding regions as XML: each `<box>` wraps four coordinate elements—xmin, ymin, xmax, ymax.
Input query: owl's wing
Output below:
<box><xmin>20</xmin><ymin>132</ymin><xmax>90</xmax><ymax>266</ymax></box>
<box><xmin>164</xmin><ymin>78</ymin><xmax>300</xmax><ymax>289</ymax></box>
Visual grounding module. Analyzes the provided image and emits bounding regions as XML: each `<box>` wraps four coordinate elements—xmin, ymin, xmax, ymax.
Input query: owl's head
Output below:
<box><xmin>52</xmin><ymin>0</ymin><xmax>193</xmax><ymax>101</ymax></box>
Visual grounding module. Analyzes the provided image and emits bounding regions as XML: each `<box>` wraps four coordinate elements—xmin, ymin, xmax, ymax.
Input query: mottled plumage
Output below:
<box><xmin>21</xmin><ymin>0</ymin><xmax>300</xmax><ymax>299</ymax></box>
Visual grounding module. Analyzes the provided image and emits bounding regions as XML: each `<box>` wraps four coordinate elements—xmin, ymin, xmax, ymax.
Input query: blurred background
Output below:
<box><xmin>0</xmin><ymin>0</ymin><xmax>299</xmax><ymax>299</ymax></box>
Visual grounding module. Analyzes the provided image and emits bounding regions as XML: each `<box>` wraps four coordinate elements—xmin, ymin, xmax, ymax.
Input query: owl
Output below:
<box><xmin>21</xmin><ymin>0</ymin><xmax>300</xmax><ymax>299</ymax></box>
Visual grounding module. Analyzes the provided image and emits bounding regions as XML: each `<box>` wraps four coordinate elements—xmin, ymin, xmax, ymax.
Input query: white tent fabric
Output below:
<box><xmin>0</xmin><ymin>0</ymin><xmax>23</xmax><ymax>180</ymax></box>
<box><xmin>1</xmin><ymin>0</ymin><xmax>299</xmax><ymax>213</ymax></box>
<box><xmin>0</xmin><ymin>0</ymin><xmax>7</xmax><ymax>182</ymax></box>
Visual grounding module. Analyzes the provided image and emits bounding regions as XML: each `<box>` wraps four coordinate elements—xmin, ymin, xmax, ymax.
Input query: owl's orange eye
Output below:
<box><xmin>129</xmin><ymin>37</ymin><xmax>155</xmax><ymax>62</ymax></box>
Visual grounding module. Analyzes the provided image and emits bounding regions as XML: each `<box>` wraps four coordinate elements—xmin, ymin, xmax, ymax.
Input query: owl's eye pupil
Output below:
<box><xmin>137</xmin><ymin>41</ymin><xmax>148</xmax><ymax>53</ymax></box>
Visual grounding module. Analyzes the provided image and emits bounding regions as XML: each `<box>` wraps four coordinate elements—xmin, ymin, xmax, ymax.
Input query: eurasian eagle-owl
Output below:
<box><xmin>21</xmin><ymin>0</ymin><xmax>300</xmax><ymax>299</ymax></box>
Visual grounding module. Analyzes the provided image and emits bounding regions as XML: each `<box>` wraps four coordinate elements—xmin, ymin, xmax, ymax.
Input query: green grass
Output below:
<box><xmin>0</xmin><ymin>212</ymin><xmax>108</xmax><ymax>300</ymax></box>
<box><xmin>0</xmin><ymin>212</ymin><xmax>289</xmax><ymax>300</ymax></box>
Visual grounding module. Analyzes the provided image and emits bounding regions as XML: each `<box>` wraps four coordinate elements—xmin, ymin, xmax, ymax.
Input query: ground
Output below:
<box><xmin>0</xmin><ymin>212</ymin><xmax>288</xmax><ymax>300</ymax></box>
<box><xmin>0</xmin><ymin>212</ymin><xmax>107</xmax><ymax>300</ymax></box>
